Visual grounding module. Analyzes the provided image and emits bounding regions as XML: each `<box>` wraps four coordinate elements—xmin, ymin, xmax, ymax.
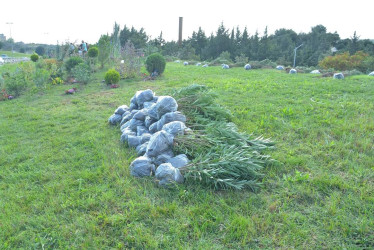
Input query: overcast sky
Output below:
<box><xmin>0</xmin><ymin>0</ymin><xmax>373</xmax><ymax>45</ymax></box>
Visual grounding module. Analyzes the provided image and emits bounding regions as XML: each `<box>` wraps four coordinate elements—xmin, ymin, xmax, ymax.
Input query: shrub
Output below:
<box><xmin>343</xmin><ymin>69</ymin><xmax>363</xmax><ymax>77</ymax></box>
<box><xmin>51</xmin><ymin>77</ymin><xmax>64</xmax><ymax>85</ymax></box>
<box><xmin>104</xmin><ymin>69</ymin><xmax>120</xmax><ymax>85</ymax></box>
<box><xmin>319</xmin><ymin>51</ymin><xmax>369</xmax><ymax>71</ymax></box>
<box><xmin>88</xmin><ymin>47</ymin><xmax>99</xmax><ymax>58</ymax></box>
<box><xmin>0</xmin><ymin>74</ymin><xmax>4</xmax><ymax>89</ymax></box>
<box><xmin>259</xmin><ymin>59</ymin><xmax>277</xmax><ymax>68</ymax></box>
<box><xmin>235</xmin><ymin>54</ymin><xmax>249</xmax><ymax>66</ymax></box>
<box><xmin>64</xmin><ymin>56</ymin><xmax>84</xmax><ymax>73</ymax></box>
<box><xmin>48</xmin><ymin>60</ymin><xmax>64</xmax><ymax>78</ymax></box>
<box><xmin>35</xmin><ymin>58</ymin><xmax>47</xmax><ymax>69</ymax></box>
<box><xmin>210</xmin><ymin>58</ymin><xmax>232</xmax><ymax>66</ymax></box>
<box><xmin>72</xmin><ymin>63</ymin><xmax>91</xmax><ymax>84</ymax></box>
<box><xmin>33</xmin><ymin>68</ymin><xmax>51</xmax><ymax>89</ymax></box>
<box><xmin>145</xmin><ymin>53</ymin><xmax>166</xmax><ymax>75</ymax></box>
<box><xmin>5</xmin><ymin>68</ymin><xmax>29</xmax><ymax>97</ymax></box>
<box><xmin>43</xmin><ymin>59</ymin><xmax>58</xmax><ymax>70</ymax></box>
<box><xmin>116</xmin><ymin>41</ymin><xmax>142</xmax><ymax>79</ymax></box>
<box><xmin>0</xmin><ymin>89</ymin><xmax>9</xmax><ymax>101</ymax></box>
<box><xmin>98</xmin><ymin>35</ymin><xmax>111</xmax><ymax>68</ymax></box>
<box><xmin>357</xmin><ymin>56</ymin><xmax>374</xmax><ymax>73</ymax></box>
<box><xmin>219</xmin><ymin>51</ymin><xmax>232</xmax><ymax>62</ymax></box>
<box><xmin>30</xmin><ymin>53</ymin><xmax>39</xmax><ymax>62</ymax></box>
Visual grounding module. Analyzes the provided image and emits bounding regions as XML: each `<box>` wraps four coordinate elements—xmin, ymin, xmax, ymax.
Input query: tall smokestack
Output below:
<box><xmin>178</xmin><ymin>17</ymin><xmax>183</xmax><ymax>46</ymax></box>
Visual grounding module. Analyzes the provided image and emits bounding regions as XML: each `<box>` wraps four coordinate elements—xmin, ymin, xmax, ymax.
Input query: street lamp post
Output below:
<box><xmin>6</xmin><ymin>22</ymin><xmax>13</xmax><ymax>53</ymax></box>
<box><xmin>293</xmin><ymin>43</ymin><xmax>303</xmax><ymax>68</ymax></box>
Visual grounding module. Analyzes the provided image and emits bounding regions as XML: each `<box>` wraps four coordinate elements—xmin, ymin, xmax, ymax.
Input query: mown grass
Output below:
<box><xmin>0</xmin><ymin>63</ymin><xmax>373</xmax><ymax>248</ymax></box>
<box><xmin>0</xmin><ymin>50</ymin><xmax>30</xmax><ymax>58</ymax></box>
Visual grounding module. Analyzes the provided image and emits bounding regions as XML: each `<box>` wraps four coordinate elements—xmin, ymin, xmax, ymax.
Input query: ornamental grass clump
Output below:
<box><xmin>172</xmin><ymin>84</ymin><xmax>275</xmax><ymax>191</ymax></box>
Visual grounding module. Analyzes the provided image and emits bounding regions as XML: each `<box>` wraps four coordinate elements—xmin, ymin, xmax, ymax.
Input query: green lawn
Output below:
<box><xmin>0</xmin><ymin>50</ymin><xmax>30</xmax><ymax>58</ymax></box>
<box><xmin>0</xmin><ymin>63</ymin><xmax>373</xmax><ymax>248</ymax></box>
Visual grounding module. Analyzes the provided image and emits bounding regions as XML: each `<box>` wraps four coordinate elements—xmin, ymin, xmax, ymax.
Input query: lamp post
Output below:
<box><xmin>293</xmin><ymin>43</ymin><xmax>303</xmax><ymax>68</ymax></box>
<box><xmin>6</xmin><ymin>22</ymin><xmax>13</xmax><ymax>53</ymax></box>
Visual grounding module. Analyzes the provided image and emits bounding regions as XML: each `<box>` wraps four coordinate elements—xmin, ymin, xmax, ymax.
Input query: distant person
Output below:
<box><xmin>78</xmin><ymin>43</ymin><xmax>83</xmax><ymax>56</ymax></box>
<box><xmin>69</xmin><ymin>43</ymin><xmax>75</xmax><ymax>56</ymax></box>
<box><xmin>81</xmin><ymin>40</ymin><xmax>87</xmax><ymax>56</ymax></box>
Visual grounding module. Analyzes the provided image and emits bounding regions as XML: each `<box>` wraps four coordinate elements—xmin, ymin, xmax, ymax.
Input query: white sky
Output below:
<box><xmin>0</xmin><ymin>0</ymin><xmax>373</xmax><ymax>45</ymax></box>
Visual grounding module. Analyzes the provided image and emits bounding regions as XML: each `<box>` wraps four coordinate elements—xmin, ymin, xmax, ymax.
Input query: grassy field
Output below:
<box><xmin>0</xmin><ymin>50</ymin><xmax>30</xmax><ymax>58</ymax></box>
<box><xmin>0</xmin><ymin>63</ymin><xmax>373</xmax><ymax>248</ymax></box>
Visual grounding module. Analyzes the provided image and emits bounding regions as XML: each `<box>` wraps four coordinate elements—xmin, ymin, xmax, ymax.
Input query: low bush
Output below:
<box><xmin>5</xmin><ymin>68</ymin><xmax>29</xmax><ymax>97</ymax></box>
<box><xmin>0</xmin><ymin>89</ymin><xmax>9</xmax><ymax>101</ymax></box>
<box><xmin>145</xmin><ymin>53</ymin><xmax>166</xmax><ymax>75</ymax></box>
<box><xmin>343</xmin><ymin>69</ymin><xmax>364</xmax><ymax>77</ymax></box>
<box><xmin>210</xmin><ymin>58</ymin><xmax>232</xmax><ymax>66</ymax></box>
<box><xmin>72</xmin><ymin>63</ymin><xmax>91</xmax><ymax>84</ymax></box>
<box><xmin>235</xmin><ymin>54</ymin><xmax>249</xmax><ymax>66</ymax></box>
<box><xmin>219</xmin><ymin>51</ymin><xmax>232</xmax><ymax>62</ymax></box>
<box><xmin>116</xmin><ymin>41</ymin><xmax>142</xmax><ymax>79</ymax></box>
<box><xmin>51</xmin><ymin>77</ymin><xmax>64</xmax><ymax>85</ymax></box>
<box><xmin>43</xmin><ymin>59</ymin><xmax>59</xmax><ymax>70</ymax></box>
<box><xmin>259</xmin><ymin>59</ymin><xmax>277</xmax><ymax>68</ymax></box>
<box><xmin>88</xmin><ymin>47</ymin><xmax>99</xmax><ymax>58</ymax></box>
<box><xmin>164</xmin><ymin>55</ymin><xmax>179</xmax><ymax>62</ymax></box>
<box><xmin>30</xmin><ymin>53</ymin><xmax>39</xmax><ymax>62</ymax></box>
<box><xmin>104</xmin><ymin>69</ymin><xmax>120</xmax><ymax>85</ymax></box>
<box><xmin>357</xmin><ymin>56</ymin><xmax>374</xmax><ymax>73</ymax></box>
<box><xmin>33</xmin><ymin>68</ymin><xmax>50</xmax><ymax>89</ymax></box>
<box><xmin>319</xmin><ymin>51</ymin><xmax>368</xmax><ymax>71</ymax></box>
<box><xmin>210</xmin><ymin>51</ymin><xmax>234</xmax><ymax>66</ymax></box>
<box><xmin>0</xmin><ymin>74</ymin><xmax>4</xmax><ymax>90</ymax></box>
<box><xmin>64</xmin><ymin>56</ymin><xmax>84</xmax><ymax>73</ymax></box>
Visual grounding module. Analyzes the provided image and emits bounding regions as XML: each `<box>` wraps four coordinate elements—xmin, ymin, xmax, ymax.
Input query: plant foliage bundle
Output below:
<box><xmin>171</xmin><ymin>84</ymin><xmax>275</xmax><ymax>191</ymax></box>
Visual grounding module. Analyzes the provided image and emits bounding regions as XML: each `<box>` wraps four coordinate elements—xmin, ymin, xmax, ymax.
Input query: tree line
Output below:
<box><xmin>2</xmin><ymin>22</ymin><xmax>373</xmax><ymax>67</ymax></box>
<box><xmin>108</xmin><ymin>23</ymin><xmax>374</xmax><ymax>67</ymax></box>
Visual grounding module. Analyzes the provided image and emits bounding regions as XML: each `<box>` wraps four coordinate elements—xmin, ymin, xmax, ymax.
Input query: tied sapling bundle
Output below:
<box><xmin>172</xmin><ymin>84</ymin><xmax>275</xmax><ymax>191</ymax></box>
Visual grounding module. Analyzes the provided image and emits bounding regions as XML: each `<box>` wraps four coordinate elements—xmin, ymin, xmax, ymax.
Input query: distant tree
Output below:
<box><xmin>240</xmin><ymin>27</ymin><xmax>250</xmax><ymax>58</ymax></box>
<box><xmin>120</xmin><ymin>26</ymin><xmax>148</xmax><ymax>49</ymax></box>
<box><xmin>350</xmin><ymin>31</ymin><xmax>360</xmax><ymax>54</ymax></box>
<box><xmin>151</xmin><ymin>31</ymin><xmax>165</xmax><ymax>50</ymax></box>
<box><xmin>178</xmin><ymin>42</ymin><xmax>196</xmax><ymax>60</ymax></box>
<box><xmin>258</xmin><ymin>26</ymin><xmax>270</xmax><ymax>60</ymax></box>
<box><xmin>99</xmin><ymin>22</ymin><xmax>374</xmax><ymax>67</ymax></box>
<box><xmin>162</xmin><ymin>41</ymin><xmax>179</xmax><ymax>57</ymax></box>
<box><xmin>0</xmin><ymin>41</ymin><xmax>3</xmax><ymax>49</ymax></box>
<box><xmin>35</xmin><ymin>46</ymin><xmax>45</xmax><ymax>56</ymax></box>
<box><xmin>97</xmin><ymin>34</ymin><xmax>111</xmax><ymax>68</ymax></box>
<box><xmin>190</xmin><ymin>27</ymin><xmax>208</xmax><ymax>58</ymax></box>
<box><xmin>250</xmin><ymin>30</ymin><xmax>260</xmax><ymax>60</ymax></box>
<box><xmin>111</xmin><ymin>22</ymin><xmax>121</xmax><ymax>59</ymax></box>
<box><xmin>119</xmin><ymin>25</ymin><xmax>131</xmax><ymax>47</ymax></box>
<box><xmin>130</xmin><ymin>27</ymin><xmax>148</xmax><ymax>49</ymax></box>
<box><xmin>211</xmin><ymin>22</ymin><xmax>231</xmax><ymax>58</ymax></box>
